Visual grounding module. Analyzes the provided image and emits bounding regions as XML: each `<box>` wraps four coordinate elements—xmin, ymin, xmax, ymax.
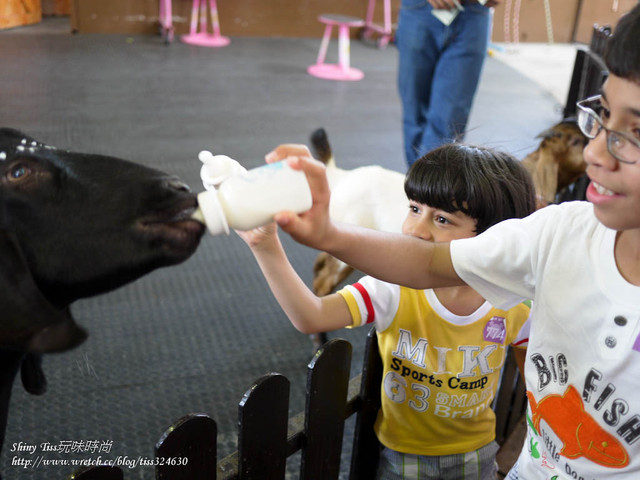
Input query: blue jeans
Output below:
<box><xmin>396</xmin><ymin>0</ymin><xmax>491</xmax><ymax>165</ymax></box>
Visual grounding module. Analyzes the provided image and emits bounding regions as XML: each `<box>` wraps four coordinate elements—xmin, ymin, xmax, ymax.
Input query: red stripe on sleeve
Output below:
<box><xmin>353</xmin><ymin>282</ymin><xmax>375</xmax><ymax>324</ymax></box>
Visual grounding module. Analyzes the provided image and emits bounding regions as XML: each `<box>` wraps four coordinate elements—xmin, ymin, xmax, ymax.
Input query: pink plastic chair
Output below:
<box><xmin>181</xmin><ymin>0</ymin><xmax>230</xmax><ymax>48</ymax></box>
<box><xmin>307</xmin><ymin>14</ymin><xmax>365</xmax><ymax>81</ymax></box>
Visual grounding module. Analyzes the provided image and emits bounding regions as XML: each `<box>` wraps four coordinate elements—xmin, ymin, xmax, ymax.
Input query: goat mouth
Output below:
<box><xmin>137</xmin><ymin>205</ymin><xmax>206</xmax><ymax>258</ymax></box>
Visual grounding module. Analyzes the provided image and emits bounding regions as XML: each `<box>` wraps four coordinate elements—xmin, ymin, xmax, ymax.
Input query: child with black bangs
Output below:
<box><xmin>238</xmin><ymin>143</ymin><xmax>536</xmax><ymax>479</ymax></box>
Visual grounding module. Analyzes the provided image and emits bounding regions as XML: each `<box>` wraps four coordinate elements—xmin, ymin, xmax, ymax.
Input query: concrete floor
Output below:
<box><xmin>0</xmin><ymin>16</ymin><xmax>576</xmax><ymax>479</ymax></box>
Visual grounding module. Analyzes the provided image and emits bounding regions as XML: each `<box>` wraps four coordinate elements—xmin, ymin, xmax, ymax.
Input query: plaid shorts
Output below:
<box><xmin>376</xmin><ymin>441</ymin><xmax>500</xmax><ymax>480</ymax></box>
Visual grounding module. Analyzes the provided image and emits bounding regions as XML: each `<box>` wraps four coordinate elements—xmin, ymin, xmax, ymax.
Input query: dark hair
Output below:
<box><xmin>404</xmin><ymin>144</ymin><xmax>536</xmax><ymax>234</ymax></box>
<box><xmin>604</xmin><ymin>4</ymin><xmax>640</xmax><ymax>84</ymax></box>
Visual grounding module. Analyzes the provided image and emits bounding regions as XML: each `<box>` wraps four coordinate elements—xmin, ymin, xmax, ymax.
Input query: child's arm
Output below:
<box><xmin>266</xmin><ymin>146</ymin><xmax>465</xmax><ymax>290</ymax></box>
<box><xmin>237</xmin><ymin>223</ymin><xmax>353</xmax><ymax>334</ymax></box>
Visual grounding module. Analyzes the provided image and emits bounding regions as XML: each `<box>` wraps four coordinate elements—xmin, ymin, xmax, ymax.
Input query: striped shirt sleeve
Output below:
<box><xmin>337</xmin><ymin>276</ymin><xmax>400</xmax><ymax>331</ymax></box>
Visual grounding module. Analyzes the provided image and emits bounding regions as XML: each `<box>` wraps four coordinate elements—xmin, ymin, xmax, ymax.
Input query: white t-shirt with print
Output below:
<box><xmin>451</xmin><ymin>201</ymin><xmax>640</xmax><ymax>479</ymax></box>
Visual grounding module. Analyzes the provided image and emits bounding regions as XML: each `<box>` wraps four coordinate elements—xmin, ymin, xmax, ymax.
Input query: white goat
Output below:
<box><xmin>310</xmin><ymin>128</ymin><xmax>408</xmax><ymax>297</ymax></box>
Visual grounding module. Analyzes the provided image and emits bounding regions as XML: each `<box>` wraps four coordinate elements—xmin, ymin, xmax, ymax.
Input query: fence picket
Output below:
<box><xmin>349</xmin><ymin>328</ymin><xmax>383</xmax><ymax>480</ymax></box>
<box><xmin>155</xmin><ymin>413</ymin><xmax>217</xmax><ymax>479</ymax></box>
<box><xmin>493</xmin><ymin>347</ymin><xmax>525</xmax><ymax>445</ymax></box>
<box><xmin>237</xmin><ymin>373</ymin><xmax>290</xmax><ymax>479</ymax></box>
<box><xmin>300</xmin><ymin>338</ymin><xmax>352</xmax><ymax>480</ymax></box>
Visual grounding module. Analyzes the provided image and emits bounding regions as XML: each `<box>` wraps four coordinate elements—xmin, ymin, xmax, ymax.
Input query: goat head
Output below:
<box><xmin>0</xmin><ymin>127</ymin><xmax>205</xmax><ymax>467</ymax></box>
<box><xmin>521</xmin><ymin>120</ymin><xmax>588</xmax><ymax>206</ymax></box>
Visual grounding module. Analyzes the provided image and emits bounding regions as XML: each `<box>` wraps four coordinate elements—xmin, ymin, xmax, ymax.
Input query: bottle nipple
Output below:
<box><xmin>191</xmin><ymin>207</ymin><xmax>206</xmax><ymax>225</ymax></box>
<box><xmin>199</xmin><ymin>151</ymin><xmax>246</xmax><ymax>190</ymax></box>
<box><xmin>191</xmin><ymin>190</ymin><xmax>229</xmax><ymax>235</ymax></box>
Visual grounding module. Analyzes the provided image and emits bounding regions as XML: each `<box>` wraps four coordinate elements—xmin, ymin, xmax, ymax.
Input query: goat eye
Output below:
<box><xmin>7</xmin><ymin>164</ymin><xmax>31</xmax><ymax>182</ymax></box>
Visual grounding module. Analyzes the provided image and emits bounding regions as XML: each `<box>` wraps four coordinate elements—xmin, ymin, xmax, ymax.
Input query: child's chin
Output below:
<box><xmin>591</xmin><ymin>204</ymin><xmax>636</xmax><ymax>232</ymax></box>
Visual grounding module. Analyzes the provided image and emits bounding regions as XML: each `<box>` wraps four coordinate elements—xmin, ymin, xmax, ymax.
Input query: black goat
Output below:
<box><xmin>0</xmin><ymin>128</ymin><xmax>205</xmax><ymax>475</ymax></box>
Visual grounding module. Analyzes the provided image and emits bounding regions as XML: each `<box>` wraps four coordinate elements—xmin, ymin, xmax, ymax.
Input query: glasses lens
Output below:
<box><xmin>608</xmin><ymin>132</ymin><xmax>638</xmax><ymax>164</ymax></box>
<box><xmin>578</xmin><ymin>108</ymin><xmax>599</xmax><ymax>139</ymax></box>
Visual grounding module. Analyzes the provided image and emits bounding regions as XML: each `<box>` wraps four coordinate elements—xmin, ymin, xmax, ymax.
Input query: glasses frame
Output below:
<box><xmin>576</xmin><ymin>95</ymin><xmax>640</xmax><ymax>165</ymax></box>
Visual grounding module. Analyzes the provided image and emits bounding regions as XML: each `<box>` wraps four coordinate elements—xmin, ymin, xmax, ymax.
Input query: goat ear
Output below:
<box><xmin>0</xmin><ymin>229</ymin><xmax>87</xmax><ymax>353</ymax></box>
<box><xmin>20</xmin><ymin>352</ymin><xmax>47</xmax><ymax>395</ymax></box>
<box><xmin>535</xmin><ymin>128</ymin><xmax>556</xmax><ymax>140</ymax></box>
<box><xmin>532</xmin><ymin>150</ymin><xmax>560</xmax><ymax>205</ymax></box>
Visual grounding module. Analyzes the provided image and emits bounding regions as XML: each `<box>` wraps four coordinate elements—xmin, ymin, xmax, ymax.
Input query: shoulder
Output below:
<box><xmin>537</xmin><ymin>201</ymin><xmax>595</xmax><ymax>224</ymax></box>
<box><xmin>339</xmin><ymin>277</ymin><xmax>406</xmax><ymax>331</ymax></box>
<box><xmin>487</xmin><ymin>299</ymin><xmax>530</xmax><ymax>320</ymax></box>
<box><xmin>350</xmin><ymin>276</ymin><xmax>401</xmax><ymax>296</ymax></box>
<box><xmin>505</xmin><ymin>201</ymin><xmax>595</xmax><ymax>234</ymax></box>
<box><xmin>454</xmin><ymin>201</ymin><xmax>597</xmax><ymax>251</ymax></box>
<box><xmin>529</xmin><ymin>202</ymin><xmax>605</xmax><ymax>257</ymax></box>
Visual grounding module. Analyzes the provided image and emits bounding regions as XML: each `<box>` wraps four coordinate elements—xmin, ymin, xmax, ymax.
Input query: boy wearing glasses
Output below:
<box><xmin>266</xmin><ymin>4</ymin><xmax>640</xmax><ymax>479</ymax></box>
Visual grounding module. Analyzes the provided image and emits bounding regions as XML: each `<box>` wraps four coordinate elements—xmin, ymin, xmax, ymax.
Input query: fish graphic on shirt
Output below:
<box><xmin>527</xmin><ymin>386</ymin><xmax>629</xmax><ymax>468</ymax></box>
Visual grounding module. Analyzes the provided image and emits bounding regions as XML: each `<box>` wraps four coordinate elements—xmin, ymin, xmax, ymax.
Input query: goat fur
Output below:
<box><xmin>310</xmin><ymin>128</ymin><xmax>407</xmax><ymax>297</ymax></box>
<box><xmin>520</xmin><ymin>120</ymin><xmax>588</xmax><ymax>206</ymax></box>
<box><xmin>0</xmin><ymin>128</ymin><xmax>205</xmax><ymax>474</ymax></box>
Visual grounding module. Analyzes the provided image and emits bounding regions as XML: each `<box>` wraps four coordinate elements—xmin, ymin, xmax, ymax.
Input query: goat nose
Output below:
<box><xmin>164</xmin><ymin>177</ymin><xmax>191</xmax><ymax>193</ymax></box>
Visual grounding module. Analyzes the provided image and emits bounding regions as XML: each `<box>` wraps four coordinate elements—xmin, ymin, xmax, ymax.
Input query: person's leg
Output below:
<box><xmin>396</xmin><ymin>0</ymin><xmax>444</xmax><ymax>166</ymax></box>
<box><xmin>417</xmin><ymin>4</ymin><xmax>491</xmax><ymax>157</ymax></box>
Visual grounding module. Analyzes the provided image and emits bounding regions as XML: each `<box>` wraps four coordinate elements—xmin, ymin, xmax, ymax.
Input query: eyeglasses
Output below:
<box><xmin>576</xmin><ymin>95</ymin><xmax>640</xmax><ymax>165</ymax></box>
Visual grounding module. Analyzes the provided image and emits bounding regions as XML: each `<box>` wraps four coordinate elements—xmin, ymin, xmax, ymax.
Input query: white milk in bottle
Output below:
<box><xmin>192</xmin><ymin>153</ymin><xmax>312</xmax><ymax>235</ymax></box>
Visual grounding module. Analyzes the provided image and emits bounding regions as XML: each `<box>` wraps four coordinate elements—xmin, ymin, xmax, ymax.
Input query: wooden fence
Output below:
<box><xmin>68</xmin><ymin>328</ymin><xmax>526</xmax><ymax>480</ymax></box>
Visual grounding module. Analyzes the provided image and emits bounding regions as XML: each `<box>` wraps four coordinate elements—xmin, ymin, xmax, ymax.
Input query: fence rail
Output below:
<box><xmin>69</xmin><ymin>328</ymin><xmax>525</xmax><ymax>480</ymax></box>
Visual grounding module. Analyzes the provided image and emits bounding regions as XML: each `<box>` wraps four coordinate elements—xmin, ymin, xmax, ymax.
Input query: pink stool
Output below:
<box><xmin>181</xmin><ymin>0</ymin><xmax>230</xmax><ymax>48</ymax></box>
<box><xmin>158</xmin><ymin>0</ymin><xmax>174</xmax><ymax>44</ymax></box>
<box><xmin>362</xmin><ymin>0</ymin><xmax>394</xmax><ymax>48</ymax></box>
<box><xmin>307</xmin><ymin>14</ymin><xmax>365</xmax><ymax>81</ymax></box>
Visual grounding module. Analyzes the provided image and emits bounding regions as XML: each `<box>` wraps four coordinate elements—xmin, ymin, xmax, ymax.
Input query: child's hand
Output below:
<box><xmin>265</xmin><ymin>143</ymin><xmax>314</xmax><ymax>164</ymax></box>
<box><xmin>235</xmin><ymin>222</ymin><xmax>278</xmax><ymax>249</ymax></box>
<box><xmin>265</xmin><ymin>145</ymin><xmax>334</xmax><ymax>251</ymax></box>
